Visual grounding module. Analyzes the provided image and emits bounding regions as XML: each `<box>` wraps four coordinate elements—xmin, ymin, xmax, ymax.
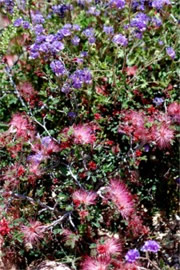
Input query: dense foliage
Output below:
<box><xmin>0</xmin><ymin>0</ymin><xmax>179</xmax><ymax>269</ymax></box>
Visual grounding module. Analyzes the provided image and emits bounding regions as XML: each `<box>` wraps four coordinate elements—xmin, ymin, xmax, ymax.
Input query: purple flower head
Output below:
<box><xmin>166</xmin><ymin>47</ymin><xmax>176</xmax><ymax>59</ymax></box>
<box><xmin>34</xmin><ymin>24</ymin><xmax>44</xmax><ymax>35</ymax></box>
<box><xmin>88</xmin><ymin>36</ymin><xmax>96</xmax><ymax>44</ymax></box>
<box><xmin>144</xmin><ymin>144</ymin><xmax>150</xmax><ymax>152</ymax></box>
<box><xmin>132</xmin><ymin>0</ymin><xmax>146</xmax><ymax>11</ymax></box>
<box><xmin>158</xmin><ymin>40</ymin><xmax>164</xmax><ymax>46</ymax></box>
<box><xmin>112</xmin><ymin>34</ymin><xmax>128</xmax><ymax>46</ymax></box>
<box><xmin>51</xmin><ymin>40</ymin><xmax>64</xmax><ymax>53</ymax></box>
<box><xmin>68</xmin><ymin>112</ymin><xmax>76</xmax><ymax>118</ymax></box>
<box><xmin>61</xmin><ymin>83</ymin><xmax>71</xmax><ymax>94</ymax></box>
<box><xmin>28</xmin><ymin>152</ymin><xmax>44</xmax><ymax>164</ymax></box>
<box><xmin>153</xmin><ymin>97</ymin><xmax>164</xmax><ymax>106</ymax></box>
<box><xmin>141</xmin><ymin>240</ymin><xmax>160</xmax><ymax>253</ymax></box>
<box><xmin>41</xmin><ymin>136</ymin><xmax>52</xmax><ymax>147</ymax></box>
<box><xmin>103</xmin><ymin>25</ymin><xmax>114</xmax><ymax>35</ymax></box>
<box><xmin>152</xmin><ymin>17</ymin><xmax>162</xmax><ymax>27</ymax></box>
<box><xmin>87</xmin><ymin>6</ymin><xmax>100</xmax><ymax>16</ymax></box>
<box><xmin>80</xmin><ymin>51</ymin><xmax>88</xmax><ymax>57</ymax></box>
<box><xmin>35</xmin><ymin>35</ymin><xmax>46</xmax><ymax>44</ymax></box>
<box><xmin>60</xmin><ymin>27</ymin><xmax>71</xmax><ymax>37</ymax></box>
<box><xmin>50</xmin><ymin>60</ymin><xmax>68</xmax><ymax>77</ymax></box>
<box><xmin>73</xmin><ymin>24</ymin><xmax>81</xmax><ymax>31</ymax></box>
<box><xmin>14</xmin><ymin>18</ymin><xmax>23</xmax><ymax>27</ymax></box>
<box><xmin>109</xmin><ymin>0</ymin><xmax>125</xmax><ymax>9</ymax></box>
<box><xmin>71</xmin><ymin>36</ymin><xmax>80</xmax><ymax>46</ymax></box>
<box><xmin>70</xmin><ymin>68</ymin><xmax>92</xmax><ymax>89</ymax></box>
<box><xmin>82</xmin><ymin>28</ymin><xmax>94</xmax><ymax>38</ymax></box>
<box><xmin>125</xmin><ymin>249</ymin><xmax>140</xmax><ymax>263</ymax></box>
<box><xmin>22</xmin><ymin>21</ymin><xmax>30</xmax><ymax>29</ymax></box>
<box><xmin>152</xmin><ymin>0</ymin><xmax>171</xmax><ymax>9</ymax></box>
<box><xmin>32</xmin><ymin>12</ymin><xmax>45</xmax><ymax>24</ymax></box>
<box><xmin>130</xmin><ymin>13</ymin><xmax>150</xmax><ymax>32</ymax></box>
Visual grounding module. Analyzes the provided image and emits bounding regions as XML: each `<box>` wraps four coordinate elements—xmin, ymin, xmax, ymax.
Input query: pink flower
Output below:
<box><xmin>9</xmin><ymin>113</ymin><xmax>35</xmax><ymax>140</ymax></box>
<box><xmin>97</xmin><ymin>237</ymin><xmax>122</xmax><ymax>256</ymax></box>
<box><xmin>152</xmin><ymin>124</ymin><xmax>174</xmax><ymax>149</ymax></box>
<box><xmin>168</xmin><ymin>102</ymin><xmax>180</xmax><ymax>123</ymax></box>
<box><xmin>21</xmin><ymin>220</ymin><xmax>45</xmax><ymax>244</ymax></box>
<box><xmin>72</xmin><ymin>190</ymin><xmax>97</xmax><ymax>207</ymax></box>
<box><xmin>17</xmin><ymin>82</ymin><xmax>38</xmax><ymax>107</ymax></box>
<box><xmin>73</xmin><ymin>124</ymin><xmax>96</xmax><ymax>144</ymax></box>
<box><xmin>81</xmin><ymin>256</ymin><xmax>110</xmax><ymax>270</ymax></box>
<box><xmin>107</xmin><ymin>180</ymin><xmax>135</xmax><ymax>219</ymax></box>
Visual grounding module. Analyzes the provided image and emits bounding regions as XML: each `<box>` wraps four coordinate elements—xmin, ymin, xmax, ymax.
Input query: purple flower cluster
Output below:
<box><xmin>112</xmin><ymin>34</ymin><xmax>128</xmax><ymax>46</ymax></box>
<box><xmin>130</xmin><ymin>12</ymin><xmax>150</xmax><ymax>32</ymax></box>
<box><xmin>70</xmin><ymin>69</ymin><xmax>92</xmax><ymax>89</ymax></box>
<box><xmin>103</xmin><ymin>25</ymin><xmax>114</xmax><ymax>35</ymax></box>
<box><xmin>30</xmin><ymin>34</ymin><xmax>64</xmax><ymax>59</ymax></box>
<box><xmin>152</xmin><ymin>0</ymin><xmax>171</xmax><ymax>10</ymax></box>
<box><xmin>50</xmin><ymin>60</ymin><xmax>68</xmax><ymax>77</ymax></box>
<box><xmin>32</xmin><ymin>12</ymin><xmax>45</xmax><ymax>25</ymax></box>
<box><xmin>52</xmin><ymin>4</ymin><xmax>72</xmax><ymax>18</ymax></box>
<box><xmin>125</xmin><ymin>249</ymin><xmax>140</xmax><ymax>263</ymax></box>
<box><xmin>141</xmin><ymin>240</ymin><xmax>160</xmax><ymax>253</ymax></box>
<box><xmin>109</xmin><ymin>0</ymin><xmax>125</xmax><ymax>9</ymax></box>
<box><xmin>14</xmin><ymin>18</ymin><xmax>30</xmax><ymax>29</ymax></box>
<box><xmin>125</xmin><ymin>240</ymin><xmax>160</xmax><ymax>263</ymax></box>
<box><xmin>82</xmin><ymin>28</ymin><xmax>96</xmax><ymax>44</ymax></box>
<box><xmin>0</xmin><ymin>0</ymin><xmax>14</xmax><ymax>13</ymax></box>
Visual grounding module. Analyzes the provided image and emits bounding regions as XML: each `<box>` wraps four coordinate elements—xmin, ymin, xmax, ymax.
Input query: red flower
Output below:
<box><xmin>0</xmin><ymin>218</ymin><xmax>10</xmax><ymax>236</ymax></box>
<box><xmin>72</xmin><ymin>190</ymin><xmax>97</xmax><ymax>207</ymax></box>
<box><xmin>135</xmin><ymin>150</ymin><xmax>142</xmax><ymax>157</ymax></box>
<box><xmin>88</xmin><ymin>161</ymin><xmax>97</xmax><ymax>170</ymax></box>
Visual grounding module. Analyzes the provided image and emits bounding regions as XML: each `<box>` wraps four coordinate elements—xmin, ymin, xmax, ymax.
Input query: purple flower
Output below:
<box><xmin>70</xmin><ymin>69</ymin><xmax>92</xmax><ymax>89</ymax></box>
<box><xmin>87</xmin><ymin>6</ymin><xmax>100</xmax><ymax>16</ymax></box>
<box><xmin>73</xmin><ymin>24</ymin><xmax>81</xmax><ymax>31</ymax></box>
<box><xmin>50</xmin><ymin>60</ymin><xmax>67</xmax><ymax>77</ymax></box>
<box><xmin>61</xmin><ymin>83</ymin><xmax>71</xmax><ymax>94</ymax></box>
<box><xmin>109</xmin><ymin>0</ymin><xmax>125</xmax><ymax>9</ymax></box>
<box><xmin>34</xmin><ymin>24</ymin><xmax>44</xmax><ymax>35</ymax></box>
<box><xmin>82</xmin><ymin>28</ymin><xmax>94</xmax><ymax>38</ymax></box>
<box><xmin>152</xmin><ymin>17</ymin><xmax>162</xmax><ymax>27</ymax></box>
<box><xmin>132</xmin><ymin>0</ymin><xmax>146</xmax><ymax>11</ymax></box>
<box><xmin>14</xmin><ymin>18</ymin><xmax>23</xmax><ymax>27</ymax></box>
<box><xmin>166</xmin><ymin>47</ymin><xmax>176</xmax><ymax>59</ymax></box>
<box><xmin>51</xmin><ymin>40</ymin><xmax>64</xmax><ymax>53</ymax></box>
<box><xmin>112</xmin><ymin>34</ymin><xmax>128</xmax><ymax>46</ymax></box>
<box><xmin>130</xmin><ymin>13</ymin><xmax>150</xmax><ymax>32</ymax></box>
<box><xmin>88</xmin><ymin>36</ymin><xmax>96</xmax><ymax>44</ymax></box>
<box><xmin>32</xmin><ymin>12</ymin><xmax>45</xmax><ymax>24</ymax></box>
<box><xmin>103</xmin><ymin>25</ymin><xmax>114</xmax><ymax>35</ymax></box>
<box><xmin>80</xmin><ymin>51</ymin><xmax>88</xmax><ymax>57</ymax></box>
<box><xmin>71</xmin><ymin>36</ymin><xmax>80</xmax><ymax>46</ymax></box>
<box><xmin>152</xmin><ymin>0</ymin><xmax>171</xmax><ymax>9</ymax></box>
<box><xmin>22</xmin><ymin>21</ymin><xmax>30</xmax><ymax>29</ymax></box>
<box><xmin>141</xmin><ymin>240</ymin><xmax>160</xmax><ymax>253</ymax></box>
<box><xmin>153</xmin><ymin>97</ymin><xmax>164</xmax><ymax>106</ymax></box>
<box><xmin>41</xmin><ymin>136</ymin><xmax>52</xmax><ymax>147</ymax></box>
<box><xmin>28</xmin><ymin>152</ymin><xmax>44</xmax><ymax>164</ymax></box>
<box><xmin>125</xmin><ymin>249</ymin><xmax>140</xmax><ymax>263</ymax></box>
<box><xmin>60</xmin><ymin>27</ymin><xmax>71</xmax><ymax>37</ymax></box>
